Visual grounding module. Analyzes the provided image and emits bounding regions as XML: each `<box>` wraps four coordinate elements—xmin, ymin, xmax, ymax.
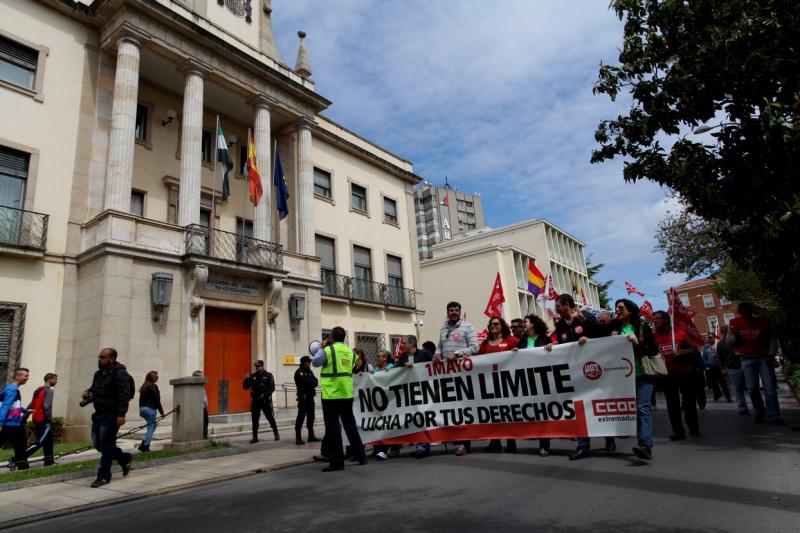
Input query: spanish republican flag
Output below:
<box><xmin>246</xmin><ymin>130</ymin><xmax>263</xmax><ymax>206</ymax></box>
<box><xmin>527</xmin><ymin>259</ymin><xmax>545</xmax><ymax>297</ymax></box>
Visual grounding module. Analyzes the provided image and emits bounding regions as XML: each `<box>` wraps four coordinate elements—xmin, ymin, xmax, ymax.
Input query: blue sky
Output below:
<box><xmin>272</xmin><ymin>0</ymin><xmax>683</xmax><ymax>310</ymax></box>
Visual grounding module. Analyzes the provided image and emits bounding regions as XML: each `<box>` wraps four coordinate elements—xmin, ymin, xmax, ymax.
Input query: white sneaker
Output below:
<box><xmin>376</xmin><ymin>452</ymin><xmax>387</xmax><ymax>461</ymax></box>
<box><xmin>539</xmin><ymin>448</ymin><xmax>550</xmax><ymax>457</ymax></box>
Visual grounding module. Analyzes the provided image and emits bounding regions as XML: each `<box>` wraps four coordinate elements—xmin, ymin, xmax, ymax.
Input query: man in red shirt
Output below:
<box><xmin>728</xmin><ymin>303</ymin><xmax>784</xmax><ymax>424</ymax></box>
<box><xmin>652</xmin><ymin>311</ymin><xmax>700</xmax><ymax>440</ymax></box>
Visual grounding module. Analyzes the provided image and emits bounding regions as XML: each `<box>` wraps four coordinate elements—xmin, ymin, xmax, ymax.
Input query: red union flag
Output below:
<box><xmin>640</xmin><ymin>300</ymin><xmax>654</xmax><ymax>322</ymax></box>
<box><xmin>483</xmin><ymin>272</ymin><xmax>506</xmax><ymax>318</ymax></box>
<box><xmin>547</xmin><ymin>275</ymin><xmax>559</xmax><ymax>300</ymax></box>
<box><xmin>668</xmin><ymin>288</ymin><xmax>704</xmax><ymax>347</ymax></box>
<box><xmin>624</xmin><ymin>281</ymin><xmax>645</xmax><ymax>297</ymax></box>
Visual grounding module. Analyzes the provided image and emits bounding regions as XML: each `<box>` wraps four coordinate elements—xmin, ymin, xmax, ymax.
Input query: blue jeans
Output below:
<box><xmin>636</xmin><ymin>377</ymin><xmax>656</xmax><ymax>448</ymax></box>
<box><xmin>91</xmin><ymin>415</ymin><xmax>131</xmax><ymax>481</ymax></box>
<box><xmin>727</xmin><ymin>368</ymin><xmax>748</xmax><ymax>413</ymax></box>
<box><xmin>140</xmin><ymin>406</ymin><xmax>157</xmax><ymax>446</ymax></box>
<box><xmin>741</xmin><ymin>357</ymin><xmax>781</xmax><ymax>420</ymax></box>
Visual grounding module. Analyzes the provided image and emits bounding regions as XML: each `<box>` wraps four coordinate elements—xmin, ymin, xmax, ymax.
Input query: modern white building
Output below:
<box><xmin>0</xmin><ymin>0</ymin><xmax>422</xmax><ymax>437</ymax></box>
<box><xmin>413</xmin><ymin>181</ymin><xmax>485</xmax><ymax>260</ymax></box>
<box><xmin>420</xmin><ymin>219</ymin><xmax>599</xmax><ymax>342</ymax></box>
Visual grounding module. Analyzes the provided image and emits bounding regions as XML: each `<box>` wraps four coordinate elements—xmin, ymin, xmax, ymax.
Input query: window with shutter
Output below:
<box><xmin>315</xmin><ymin>235</ymin><xmax>336</xmax><ymax>273</ymax></box>
<box><xmin>130</xmin><ymin>191</ymin><xmax>145</xmax><ymax>217</ymax></box>
<box><xmin>383</xmin><ymin>197</ymin><xmax>397</xmax><ymax>223</ymax></box>
<box><xmin>314</xmin><ymin>168</ymin><xmax>332</xmax><ymax>199</ymax></box>
<box><xmin>353</xmin><ymin>245</ymin><xmax>371</xmax><ymax>280</ymax></box>
<box><xmin>0</xmin><ymin>146</ymin><xmax>29</xmax><ymax>209</ymax></box>
<box><xmin>351</xmin><ymin>183</ymin><xmax>367</xmax><ymax>212</ymax></box>
<box><xmin>387</xmin><ymin>255</ymin><xmax>403</xmax><ymax>287</ymax></box>
<box><xmin>0</xmin><ymin>36</ymin><xmax>38</xmax><ymax>91</ymax></box>
<box><xmin>0</xmin><ymin>303</ymin><xmax>25</xmax><ymax>382</ymax></box>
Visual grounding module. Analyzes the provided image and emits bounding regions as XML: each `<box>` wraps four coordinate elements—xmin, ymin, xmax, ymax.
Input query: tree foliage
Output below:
<box><xmin>654</xmin><ymin>203</ymin><xmax>728</xmax><ymax>278</ymax></box>
<box><xmin>593</xmin><ymin>0</ymin><xmax>800</xmax><ymax>322</ymax></box>
<box><xmin>586</xmin><ymin>254</ymin><xmax>613</xmax><ymax>309</ymax></box>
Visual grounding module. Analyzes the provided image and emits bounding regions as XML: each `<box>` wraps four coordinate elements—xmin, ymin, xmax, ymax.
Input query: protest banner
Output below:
<box><xmin>355</xmin><ymin>335</ymin><xmax>636</xmax><ymax>445</ymax></box>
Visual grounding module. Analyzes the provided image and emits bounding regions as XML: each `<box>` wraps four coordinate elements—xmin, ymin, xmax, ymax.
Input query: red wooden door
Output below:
<box><xmin>204</xmin><ymin>308</ymin><xmax>252</xmax><ymax>414</ymax></box>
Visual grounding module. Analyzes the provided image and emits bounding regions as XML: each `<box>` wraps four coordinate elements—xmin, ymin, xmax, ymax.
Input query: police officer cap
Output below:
<box><xmin>254</xmin><ymin>360</ymin><xmax>264</xmax><ymax>367</ymax></box>
<box><xmin>300</xmin><ymin>356</ymin><xmax>311</xmax><ymax>364</ymax></box>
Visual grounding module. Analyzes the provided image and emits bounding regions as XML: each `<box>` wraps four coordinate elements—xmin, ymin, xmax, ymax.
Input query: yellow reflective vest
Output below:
<box><xmin>320</xmin><ymin>343</ymin><xmax>354</xmax><ymax>400</ymax></box>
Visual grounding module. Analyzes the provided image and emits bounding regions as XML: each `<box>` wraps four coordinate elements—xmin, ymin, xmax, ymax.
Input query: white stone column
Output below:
<box><xmin>104</xmin><ymin>32</ymin><xmax>145</xmax><ymax>212</ymax></box>
<box><xmin>177</xmin><ymin>60</ymin><xmax>210</xmax><ymax>227</ymax></box>
<box><xmin>250</xmin><ymin>96</ymin><xmax>273</xmax><ymax>242</ymax></box>
<box><xmin>296</xmin><ymin>118</ymin><xmax>314</xmax><ymax>255</ymax></box>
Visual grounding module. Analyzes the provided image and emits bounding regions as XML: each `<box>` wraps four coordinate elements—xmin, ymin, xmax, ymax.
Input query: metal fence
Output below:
<box><xmin>0</xmin><ymin>205</ymin><xmax>48</xmax><ymax>250</ymax></box>
<box><xmin>184</xmin><ymin>224</ymin><xmax>282</xmax><ymax>270</ymax></box>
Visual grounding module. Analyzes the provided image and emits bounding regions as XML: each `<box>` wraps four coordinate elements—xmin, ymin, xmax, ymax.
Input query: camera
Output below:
<box><xmin>79</xmin><ymin>392</ymin><xmax>94</xmax><ymax>407</ymax></box>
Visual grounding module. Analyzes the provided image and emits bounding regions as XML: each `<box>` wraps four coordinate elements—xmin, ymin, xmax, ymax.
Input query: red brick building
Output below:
<box><xmin>667</xmin><ymin>278</ymin><xmax>738</xmax><ymax>336</ymax></box>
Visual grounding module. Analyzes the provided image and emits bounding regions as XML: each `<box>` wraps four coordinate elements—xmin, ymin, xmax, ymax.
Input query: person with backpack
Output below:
<box><xmin>24</xmin><ymin>373</ymin><xmax>58</xmax><ymax>466</ymax></box>
<box><xmin>82</xmin><ymin>348</ymin><xmax>134</xmax><ymax>487</ymax></box>
<box><xmin>0</xmin><ymin>368</ymin><xmax>31</xmax><ymax>470</ymax></box>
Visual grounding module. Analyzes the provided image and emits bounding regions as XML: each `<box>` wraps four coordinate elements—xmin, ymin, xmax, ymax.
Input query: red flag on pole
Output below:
<box><xmin>483</xmin><ymin>272</ymin><xmax>506</xmax><ymax>318</ymax></box>
<box><xmin>624</xmin><ymin>281</ymin><xmax>645</xmax><ymax>297</ymax></box>
<box><xmin>640</xmin><ymin>300</ymin><xmax>654</xmax><ymax>322</ymax></box>
<box><xmin>579</xmin><ymin>286</ymin><xmax>588</xmax><ymax>305</ymax></box>
<box><xmin>668</xmin><ymin>288</ymin><xmax>704</xmax><ymax>347</ymax></box>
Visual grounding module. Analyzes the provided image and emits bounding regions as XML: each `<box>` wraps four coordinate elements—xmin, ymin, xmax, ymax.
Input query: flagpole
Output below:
<box><xmin>211</xmin><ymin>115</ymin><xmax>219</xmax><ymax>224</ymax></box>
<box><xmin>670</xmin><ymin>288</ymin><xmax>676</xmax><ymax>353</ymax></box>
<box><xmin>242</xmin><ymin>128</ymin><xmax>249</xmax><ymax>254</ymax></box>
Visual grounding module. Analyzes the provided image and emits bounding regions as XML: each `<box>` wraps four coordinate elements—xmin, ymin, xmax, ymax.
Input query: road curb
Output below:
<box><xmin>0</xmin><ymin>458</ymin><xmax>312</xmax><ymax>530</ymax></box>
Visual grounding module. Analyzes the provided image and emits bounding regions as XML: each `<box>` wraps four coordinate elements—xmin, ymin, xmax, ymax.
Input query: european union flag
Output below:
<box><xmin>274</xmin><ymin>145</ymin><xmax>289</xmax><ymax>220</ymax></box>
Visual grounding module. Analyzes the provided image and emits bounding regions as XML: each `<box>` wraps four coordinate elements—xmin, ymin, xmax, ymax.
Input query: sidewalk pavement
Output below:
<box><xmin>1</xmin><ymin>371</ymin><xmax>798</xmax><ymax>529</ymax></box>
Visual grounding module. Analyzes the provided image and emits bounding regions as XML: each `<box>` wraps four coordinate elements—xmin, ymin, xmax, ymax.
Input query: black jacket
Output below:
<box><xmin>395</xmin><ymin>348</ymin><xmax>434</xmax><ymax>366</ymax></box>
<box><xmin>600</xmin><ymin>319</ymin><xmax>659</xmax><ymax>359</ymax></box>
<box><xmin>294</xmin><ymin>367</ymin><xmax>318</xmax><ymax>401</ymax></box>
<box><xmin>555</xmin><ymin>311</ymin><xmax>601</xmax><ymax>344</ymax></box>
<box><xmin>139</xmin><ymin>383</ymin><xmax>165</xmax><ymax>415</ymax></box>
<box><xmin>88</xmin><ymin>361</ymin><xmax>132</xmax><ymax>418</ymax></box>
<box><xmin>243</xmin><ymin>371</ymin><xmax>275</xmax><ymax>401</ymax></box>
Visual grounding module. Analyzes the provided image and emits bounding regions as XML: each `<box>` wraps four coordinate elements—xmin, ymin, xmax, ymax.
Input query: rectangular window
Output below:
<box><xmin>240</xmin><ymin>144</ymin><xmax>248</xmax><ymax>175</ymax></box>
<box><xmin>702</xmin><ymin>294</ymin><xmax>715</xmax><ymax>308</ymax></box>
<box><xmin>201</xmin><ymin>129</ymin><xmax>213</xmax><ymax>163</ymax></box>
<box><xmin>719</xmin><ymin>295</ymin><xmax>732</xmax><ymax>306</ymax></box>
<box><xmin>130</xmin><ymin>190</ymin><xmax>145</xmax><ymax>217</ymax></box>
<box><xmin>0</xmin><ymin>303</ymin><xmax>26</xmax><ymax>381</ymax></box>
<box><xmin>679</xmin><ymin>293</ymin><xmax>690</xmax><ymax>307</ymax></box>
<box><xmin>314</xmin><ymin>168</ymin><xmax>332</xmax><ymax>199</ymax></box>
<box><xmin>353</xmin><ymin>245</ymin><xmax>371</xmax><ymax>281</ymax></box>
<box><xmin>355</xmin><ymin>331</ymin><xmax>384</xmax><ymax>365</ymax></box>
<box><xmin>236</xmin><ymin>218</ymin><xmax>254</xmax><ymax>261</ymax></box>
<box><xmin>351</xmin><ymin>183</ymin><xmax>367</xmax><ymax>212</ymax></box>
<box><xmin>383</xmin><ymin>197</ymin><xmax>398</xmax><ymax>223</ymax></box>
<box><xmin>387</xmin><ymin>255</ymin><xmax>403</xmax><ymax>288</ymax></box>
<box><xmin>315</xmin><ymin>234</ymin><xmax>336</xmax><ymax>273</ymax></box>
<box><xmin>723</xmin><ymin>313</ymin><xmax>735</xmax><ymax>324</ymax></box>
<box><xmin>135</xmin><ymin>104</ymin><xmax>148</xmax><ymax>142</ymax></box>
<box><xmin>0</xmin><ymin>36</ymin><xmax>37</xmax><ymax>91</ymax></box>
<box><xmin>707</xmin><ymin>315</ymin><xmax>718</xmax><ymax>333</ymax></box>
<box><xmin>0</xmin><ymin>145</ymin><xmax>29</xmax><ymax>209</ymax></box>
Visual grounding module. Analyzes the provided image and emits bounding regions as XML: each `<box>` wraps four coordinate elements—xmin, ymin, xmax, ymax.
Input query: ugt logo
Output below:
<box><xmin>583</xmin><ymin>361</ymin><xmax>602</xmax><ymax>380</ymax></box>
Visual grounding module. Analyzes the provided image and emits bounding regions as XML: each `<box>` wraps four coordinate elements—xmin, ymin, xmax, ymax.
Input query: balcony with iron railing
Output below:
<box><xmin>184</xmin><ymin>224</ymin><xmax>283</xmax><ymax>271</ymax></box>
<box><xmin>0</xmin><ymin>205</ymin><xmax>48</xmax><ymax>256</ymax></box>
<box><xmin>321</xmin><ymin>269</ymin><xmax>416</xmax><ymax>309</ymax></box>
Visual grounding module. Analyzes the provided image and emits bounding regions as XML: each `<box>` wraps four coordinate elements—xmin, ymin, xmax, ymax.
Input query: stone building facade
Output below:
<box><xmin>0</xmin><ymin>0</ymin><xmax>422</xmax><ymax>438</ymax></box>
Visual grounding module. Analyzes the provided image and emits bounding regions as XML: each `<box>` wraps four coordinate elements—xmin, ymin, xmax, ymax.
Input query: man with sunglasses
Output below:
<box><xmin>434</xmin><ymin>301</ymin><xmax>479</xmax><ymax>456</ymax></box>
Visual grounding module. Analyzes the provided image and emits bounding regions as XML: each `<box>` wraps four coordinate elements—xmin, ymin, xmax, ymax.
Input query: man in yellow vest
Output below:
<box><xmin>312</xmin><ymin>326</ymin><xmax>367</xmax><ymax>472</ymax></box>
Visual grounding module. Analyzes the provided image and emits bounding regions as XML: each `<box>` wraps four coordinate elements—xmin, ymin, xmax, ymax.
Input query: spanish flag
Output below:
<box><xmin>246</xmin><ymin>130</ymin><xmax>263</xmax><ymax>206</ymax></box>
<box><xmin>527</xmin><ymin>259</ymin><xmax>545</xmax><ymax>297</ymax></box>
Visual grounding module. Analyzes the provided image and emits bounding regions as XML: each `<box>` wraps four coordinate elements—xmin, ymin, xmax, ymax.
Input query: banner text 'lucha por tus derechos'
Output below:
<box><xmin>354</xmin><ymin>335</ymin><xmax>637</xmax><ymax>445</ymax></box>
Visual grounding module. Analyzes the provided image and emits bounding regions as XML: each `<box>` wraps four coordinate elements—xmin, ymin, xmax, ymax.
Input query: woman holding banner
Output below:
<box><xmin>478</xmin><ymin>317</ymin><xmax>519</xmax><ymax>453</ymax></box>
<box><xmin>606</xmin><ymin>299</ymin><xmax>659</xmax><ymax>460</ymax></box>
<box><xmin>515</xmin><ymin>314</ymin><xmax>553</xmax><ymax>457</ymax></box>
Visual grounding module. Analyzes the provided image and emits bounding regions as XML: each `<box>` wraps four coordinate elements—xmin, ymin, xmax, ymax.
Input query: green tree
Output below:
<box><xmin>592</xmin><ymin>0</ymin><xmax>800</xmax><ymax>350</ymax></box>
<box><xmin>654</xmin><ymin>203</ymin><xmax>728</xmax><ymax>278</ymax></box>
<box><xmin>586</xmin><ymin>254</ymin><xmax>613</xmax><ymax>309</ymax></box>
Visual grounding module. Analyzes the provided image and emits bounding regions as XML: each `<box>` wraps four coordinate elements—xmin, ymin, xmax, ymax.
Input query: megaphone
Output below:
<box><xmin>308</xmin><ymin>340</ymin><xmax>321</xmax><ymax>355</ymax></box>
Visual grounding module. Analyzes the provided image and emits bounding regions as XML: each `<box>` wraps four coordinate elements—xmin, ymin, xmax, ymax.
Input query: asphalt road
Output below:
<box><xmin>8</xmin><ymin>399</ymin><xmax>800</xmax><ymax>533</ymax></box>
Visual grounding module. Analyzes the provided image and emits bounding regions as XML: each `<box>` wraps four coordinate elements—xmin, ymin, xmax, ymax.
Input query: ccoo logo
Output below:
<box><xmin>583</xmin><ymin>361</ymin><xmax>603</xmax><ymax>380</ymax></box>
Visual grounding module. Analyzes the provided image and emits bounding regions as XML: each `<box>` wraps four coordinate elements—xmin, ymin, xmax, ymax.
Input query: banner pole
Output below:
<box><xmin>211</xmin><ymin>115</ymin><xmax>219</xmax><ymax>224</ymax></box>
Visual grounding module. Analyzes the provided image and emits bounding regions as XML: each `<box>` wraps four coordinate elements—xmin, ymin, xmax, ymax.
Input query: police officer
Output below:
<box><xmin>312</xmin><ymin>326</ymin><xmax>367</xmax><ymax>471</ymax></box>
<box><xmin>294</xmin><ymin>356</ymin><xmax>319</xmax><ymax>445</ymax></box>
<box><xmin>243</xmin><ymin>360</ymin><xmax>279</xmax><ymax>443</ymax></box>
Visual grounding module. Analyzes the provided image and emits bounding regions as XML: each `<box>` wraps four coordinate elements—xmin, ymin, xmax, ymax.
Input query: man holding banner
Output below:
<box><xmin>434</xmin><ymin>301</ymin><xmax>478</xmax><ymax>456</ymax></box>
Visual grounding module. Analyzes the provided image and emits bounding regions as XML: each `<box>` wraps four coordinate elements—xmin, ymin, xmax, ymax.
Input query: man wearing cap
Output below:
<box><xmin>294</xmin><ymin>355</ymin><xmax>319</xmax><ymax>445</ymax></box>
<box><xmin>243</xmin><ymin>360</ymin><xmax>279</xmax><ymax>443</ymax></box>
<box><xmin>312</xmin><ymin>326</ymin><xmax>367</xmax><ymax>471</ymax></box>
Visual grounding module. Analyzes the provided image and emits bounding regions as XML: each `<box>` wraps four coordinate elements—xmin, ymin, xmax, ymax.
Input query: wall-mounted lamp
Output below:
<box><xmin>227</xmin><ymin>134</ymin><xmax>237</xmax><ymax>145</ymax></box>
<box><xmin>289</xmin><ymin>292</ymin><xmax>306</xmax><ymax>330</ymax></box>
<box><xmin>151</xmin><ymin>272</ymin><xmax>174</xmax><ymax>326</ymax></box>
<box><xmin>162</xmin><ymin>108</ymin><xmax>177</xmax><ymax>126</ymax></box>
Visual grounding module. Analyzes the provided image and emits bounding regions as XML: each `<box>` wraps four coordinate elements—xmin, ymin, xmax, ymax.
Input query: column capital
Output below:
<box><xmin>293</xmin><ymin>116</ymin><xmax>316</xmax><ymax>131</ymax></box>
<box><xmin>247</xmin><ymin>94</ymin><xmax>278</xmax><ymax>110</ymax></box>
<box><xmin>177</xmin><ymin>58</ymin><xmax>213</xmax><ymax>78</ymax></box>
<box><xmin>104</xmin><ymin>22</ymin><xmax>150</xmax><ymax>50</ymax></box>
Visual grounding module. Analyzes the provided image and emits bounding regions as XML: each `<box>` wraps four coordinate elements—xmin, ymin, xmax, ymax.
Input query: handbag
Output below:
<box><xmin>641</xmin><ymin>350</ymin><xmax>668</xmax><ymax>377</ymax></box>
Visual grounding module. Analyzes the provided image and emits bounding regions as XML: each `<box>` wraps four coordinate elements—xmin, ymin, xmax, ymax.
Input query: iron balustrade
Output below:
<box><xmin>320</xmin><ymin>270</ymin><xmax>415</xmax><ymax>309</ymax></box>
<box><xmin>184</xmin><ymin>224</ymin><xmax>282</xmax><ymax>270</ymax></box>
<box><xmin>0</xmin><ymin>205</ymin><xmax>48</xmax><ymax>250</ymax></box>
